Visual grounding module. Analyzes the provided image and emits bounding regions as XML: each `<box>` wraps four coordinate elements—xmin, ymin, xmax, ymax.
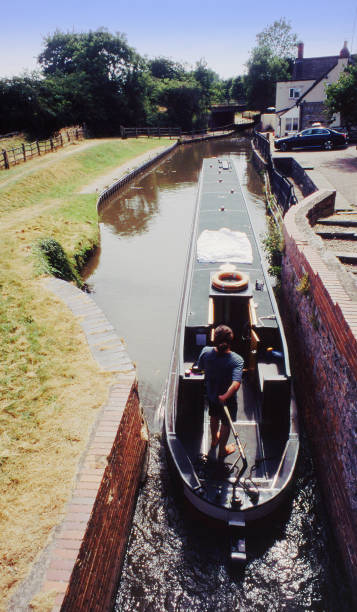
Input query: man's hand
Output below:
<box><xmin>218</xmin><ymin>381</ymin><xmax>240</xmax><ymax>404</ymax></box>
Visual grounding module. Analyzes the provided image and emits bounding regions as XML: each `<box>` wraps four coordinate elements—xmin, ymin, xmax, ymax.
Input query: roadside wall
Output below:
<box><xmin>274</xmin><ymin>157</ymin><xmax>317</xmax><ymax>198</ymax></box>
<box><xmin>281</xmin><ymin>190</ymin><xmax>357</xmax><ymax>597</ymax></box>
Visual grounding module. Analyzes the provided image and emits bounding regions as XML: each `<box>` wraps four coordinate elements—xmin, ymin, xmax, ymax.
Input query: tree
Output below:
<box><xmin>0</xmin><ymin>73</ymin><xmax>66</xmax><ymax>137</ymax></box>
<box><xmin>245</xmin><ymin>46</ymin><xmax>290</xmax><ymax>110</ymax></box>
<box><xmin>245</xmin><ymin>19</ymin><xmax>297</xmax><ymax>110</ymax></box>
<box><xmin>148</xmin><ymin>57</ymin><xmax>185</xmax><ymax>80</ymax></box>
<box><xmin>230</xmin><ymin>76</ymin><xmax>245</xmax><ymax>101</ymax></box>
<box><xmin>256</xmin><ymin>18</ymin><xmax>298</xmax><ymax>59</ymax></box>
<box><xmin>38</xmin><ymin>29</ymin><xmax>136</xmax><ymax>81</ymax></box>
<box><xmin>325</xmin><ymin>63</ymin><xmax>357</xmax><ymax>125</ymax></box>
<box><xmin>156</xmin><ymin>79</ymin><xmax>202</xmax><ymax>130</ymax></box>
<box><xmin>37</xmin><ymin>29</ymin><xmax>145</xmax><ymax>135</ymax></box>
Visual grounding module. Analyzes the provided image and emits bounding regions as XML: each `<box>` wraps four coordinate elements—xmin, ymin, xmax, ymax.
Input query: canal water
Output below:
<box><xmin>85</xmin><ymin>138</ymin><xmax>352</xmax><ymax>611</ymax></box>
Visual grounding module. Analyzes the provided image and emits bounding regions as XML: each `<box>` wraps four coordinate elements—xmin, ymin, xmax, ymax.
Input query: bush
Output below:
<box><xmin>262</xmin><ymin>217</ymin><xmax>284</xmax><ymax>276</ymax></box>
<box><xmin>35</xmin><ymin>238</ymin><xmax>82</xmax><ymax>287</ymax></box>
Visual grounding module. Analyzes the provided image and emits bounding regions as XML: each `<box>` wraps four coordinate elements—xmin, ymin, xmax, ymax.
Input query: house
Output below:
<box><xmin>274</xmin><ymin>42</ymin><xmax>351</xmax><ymax>137</ymax></box>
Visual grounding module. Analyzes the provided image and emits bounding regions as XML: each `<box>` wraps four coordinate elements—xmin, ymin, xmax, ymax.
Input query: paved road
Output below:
<box><xmin>273</xmin><ymin>144</ymin><xmax>357</xmax><ymax>210</ymax></box>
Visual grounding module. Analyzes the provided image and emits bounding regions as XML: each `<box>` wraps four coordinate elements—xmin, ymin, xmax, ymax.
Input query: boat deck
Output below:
<box><xmin>187</xmin><ymin>157</ymin><xmax>277</xmax><ymax>331</ymax></box>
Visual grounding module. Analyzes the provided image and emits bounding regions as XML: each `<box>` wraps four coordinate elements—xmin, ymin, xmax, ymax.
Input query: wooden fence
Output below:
<box><xmin>0</xmin><ymin>127</ymin><xmax>85</xmax><ymax>171</ymax></box>
<box><xmin>120</xmin><ymin>120</ymin><xmax>254</xmax><ymax>140</ymax></box>
<box><xmin>120</xmin><ymin>126</ymin><xmax>181</xmax><ymax>138</ymax></box>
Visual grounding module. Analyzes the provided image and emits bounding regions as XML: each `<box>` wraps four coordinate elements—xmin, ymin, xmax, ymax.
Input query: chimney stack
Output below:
<box><xmin>297</xmin><ymin>42</ymin><xmax>304</xmax><ymax>59</ymax></box>
<box><xmin>340</xmin><ymin>41</ymin><xmax>350</xmax><ymax>58</ymax></box>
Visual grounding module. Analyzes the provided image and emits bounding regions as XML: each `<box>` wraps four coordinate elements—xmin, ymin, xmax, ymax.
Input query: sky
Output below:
<box><xmin>2</xmin><ymin>0</ymin><xmax>357</xmax><ymax>80</ymax></box>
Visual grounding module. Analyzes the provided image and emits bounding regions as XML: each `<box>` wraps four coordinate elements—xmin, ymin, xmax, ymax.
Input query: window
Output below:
<box><xmin>285</xmin><ymin>117</ymin><xmax>299</xmax><ymax>131</ymax></box>
<box><xmin>289</xmin><ymin>88</ymin><xmax>300</xmax><ymax>99</ymax></box>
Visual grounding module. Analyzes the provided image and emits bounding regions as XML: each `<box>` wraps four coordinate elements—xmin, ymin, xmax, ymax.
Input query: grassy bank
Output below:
<box><xmin>0</xmin><ymin>137</ymin><xmax>171</xmax><ymax>608</ymax></box>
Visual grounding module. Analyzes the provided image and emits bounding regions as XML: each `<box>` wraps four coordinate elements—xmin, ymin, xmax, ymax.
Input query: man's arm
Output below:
<box><xmin>218</xmin><ymin>381</ymin><xmax>240</xmax><ymax>404</ymax></box>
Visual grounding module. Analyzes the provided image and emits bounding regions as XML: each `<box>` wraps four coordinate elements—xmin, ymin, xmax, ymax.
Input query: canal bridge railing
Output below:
<box><xmin>253</xmin><ymin>129</ymin><xmax>297</xmax><ymax>214</ymax></box>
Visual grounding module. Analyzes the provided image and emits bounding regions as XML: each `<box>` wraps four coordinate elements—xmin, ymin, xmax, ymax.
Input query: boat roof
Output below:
<box><xmin>186</xmin><ymin>157</ymin><xmax>278</xmax><ymax>330</ymax></box>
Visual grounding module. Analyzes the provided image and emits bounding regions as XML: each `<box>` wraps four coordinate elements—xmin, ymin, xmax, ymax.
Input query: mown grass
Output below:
<box><xmin>0</xmin><ymin>136</ymin><xmax>171</xmax><ymax>608</ymax></box>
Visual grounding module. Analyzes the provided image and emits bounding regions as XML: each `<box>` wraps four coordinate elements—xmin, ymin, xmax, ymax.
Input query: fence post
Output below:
<box><xmin>22</xmin><ymin>143</ymin><xmax>26</xmax><ymax>162</ymax></box>
<box><xmin>50</xmin><ymin>138</ymin><xmax>54</xmax><ymax>151</ymax></box>
<box><xmin>36</xmin><ymin>141</ymin><xmax>41</xmax><ymax>156</ymax></box>
<box><xmin>2</xmin><ymin>149</ymin><xmax>9</xmax><ymax>169</ymax></box>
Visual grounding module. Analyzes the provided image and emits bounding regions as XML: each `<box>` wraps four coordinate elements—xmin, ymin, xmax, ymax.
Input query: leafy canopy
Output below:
<box><xmin>256</xmin><ymin>18</ymin><xmax>298</xmax><ymax>59</ymax></box>
<box><xmin>245</xmin><ymin>46</ymin><xmax>291</xmax><ymax>110</ymax></box>
<box><xmin>245</xmin><ymin>19</ymin><xmax>297</xmax><ymax>109</ymax></box>
<box><xmin>38</xmin><ymin>29</ymin><xmax>137</xmax><ymax>81</ymax></box>
<box><xmin>325</xmin><ymin>63</ymin><xmax>357</xmax><ymax>125</ymax></box>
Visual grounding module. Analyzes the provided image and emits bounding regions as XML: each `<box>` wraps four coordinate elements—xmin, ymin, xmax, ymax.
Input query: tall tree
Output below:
<box><xmin>245</xmin><ymin>47</ymin><xmax>290</xmax><ymax>110</ymax></box>
<box><xmin>256</xmin><ymin>18</ymin><xmax>298</xmax><ymax>59</ymax></box>
<box><xmin>38</xmin><ymin>29</ymin><xmax>144</xmax><ymax>135</ymax></box>
<box><xmin>246</xmin><ymin>19</ymin><xmax>297</xmax><ymax>109</ymax></box>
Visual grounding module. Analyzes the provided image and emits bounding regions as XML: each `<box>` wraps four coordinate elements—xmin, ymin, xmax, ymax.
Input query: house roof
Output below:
<box><xmin>292</xmin><ymin>56</ymin><xmax>338</xmax><ymax>80</ymax></box>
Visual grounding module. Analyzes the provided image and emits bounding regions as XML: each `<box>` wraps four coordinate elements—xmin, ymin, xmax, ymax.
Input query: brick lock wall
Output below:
<box><xmin>282</xmin><ymin>193</ymin><xmax>357</xmax><ymax>598</ymax></box>
<box><xmin>60</xmin><ymin>380</ymin><xmax>148</xmax><ymax>612</ymax></box>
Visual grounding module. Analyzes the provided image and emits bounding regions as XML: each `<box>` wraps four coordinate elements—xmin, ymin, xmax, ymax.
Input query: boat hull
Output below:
<box><xmin>164</xmin><ymin>155</ymin><xmax>299</xmax><ymax>528</ymax></box>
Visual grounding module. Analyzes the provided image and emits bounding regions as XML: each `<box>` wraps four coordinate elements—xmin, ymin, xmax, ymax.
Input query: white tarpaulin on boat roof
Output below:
<box><xmin>197</xmin><ymin>228</ymin><xmax>253</xmax><ymax>263</ymax></box>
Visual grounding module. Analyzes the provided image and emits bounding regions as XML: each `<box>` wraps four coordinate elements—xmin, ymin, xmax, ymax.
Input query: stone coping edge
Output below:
<box><xmin>96</xmin><ymin>141</ymin><xmax>178</xmax><ymax>210</ymax></box>
<box><xmin>283</xmin><ymin>190</ymin><xmax>357</xmax><ymax>351</ymax></box>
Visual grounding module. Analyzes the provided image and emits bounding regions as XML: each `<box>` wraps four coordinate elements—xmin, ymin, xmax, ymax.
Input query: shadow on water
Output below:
<box><xmin>84</xmin><ymin>137</ymin><xmax>353</xmax><ymax>611</ymax></box>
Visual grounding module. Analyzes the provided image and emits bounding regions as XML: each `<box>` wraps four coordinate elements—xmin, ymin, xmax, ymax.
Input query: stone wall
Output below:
<box><xmin>281</xmin><ymin>190</ymin><xmax>357</xmax><ymax>598</ymax></box>
<box><xmin>300</xmin><ymin>101</ymin><xmax>326</xmax><ymax>129</ymax></box>
<box><xmin>274</xmin><ymin>157</ymin><xmax>317</xmax><ymax>198</ymax></box>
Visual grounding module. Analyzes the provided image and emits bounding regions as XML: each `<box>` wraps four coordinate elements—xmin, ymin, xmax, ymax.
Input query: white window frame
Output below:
<box><xmin>289</xmin><ymin>88</ymin><xmax>300</xmax><ymax>99</ymax></box>
<box><xmin>285</xmin><ymin>117</ymin><xmax>299</xmax><ymax>132</ymax></box>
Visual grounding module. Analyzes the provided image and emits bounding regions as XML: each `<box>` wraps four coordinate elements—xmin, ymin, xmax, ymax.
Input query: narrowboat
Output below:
<box><xmin>164</xmin><ymin>157</ymin><xmax>299</xmax><ymax>560</ymax></box>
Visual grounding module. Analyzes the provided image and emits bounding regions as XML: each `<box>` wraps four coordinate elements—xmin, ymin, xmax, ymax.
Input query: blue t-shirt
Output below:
<box><xmin>197</xmin><ymin>347</ymin><xmax>244</xmax><ymax>403</ymax></box>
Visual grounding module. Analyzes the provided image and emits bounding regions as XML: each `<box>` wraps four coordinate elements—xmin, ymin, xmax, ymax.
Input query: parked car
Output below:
<box><xmin>274</xmin><ymin>127</ymin><xmax>348</xmax><ymax>151</ymax></box>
